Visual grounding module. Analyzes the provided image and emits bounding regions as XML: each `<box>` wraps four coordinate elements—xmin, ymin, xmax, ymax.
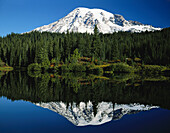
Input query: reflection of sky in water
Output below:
<box><xmin>0</xmin><ymin>97</ymin><xmax>170</xmax><ymax>133</ymax></box>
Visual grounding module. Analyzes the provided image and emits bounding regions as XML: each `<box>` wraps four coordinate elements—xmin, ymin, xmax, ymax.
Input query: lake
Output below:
<box><xmin>0</xmin><ymin>71</ymin><xmax>170</xmax><ymax>133</ymax></box>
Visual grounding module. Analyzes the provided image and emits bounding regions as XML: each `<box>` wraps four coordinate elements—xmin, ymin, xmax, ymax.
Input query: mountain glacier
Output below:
<box><xmin>35</xmin><ymin>101</ymin><xmax>158</xmax><ymax>126</ymax></box>
<box><xmin>32</xmin><ymin>7</ymin><xmax>161</xmax><ymax>34</ymax></box>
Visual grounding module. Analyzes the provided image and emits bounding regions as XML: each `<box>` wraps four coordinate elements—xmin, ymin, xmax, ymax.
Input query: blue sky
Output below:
<box><xmin>0</xmin><ymin>0</ymin><xmax>170</xmax><ymax>37</ymax></box>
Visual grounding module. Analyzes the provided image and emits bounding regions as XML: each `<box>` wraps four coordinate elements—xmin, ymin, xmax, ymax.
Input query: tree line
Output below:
<box><xmin>0</xmin><ymin>27</ymin><xmax>170</xmax><ymax>67</ymax></box>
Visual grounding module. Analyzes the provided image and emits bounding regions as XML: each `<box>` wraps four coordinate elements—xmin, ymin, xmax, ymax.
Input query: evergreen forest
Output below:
<box><xmin>0</xmin><ymin>27</ymin><xmax>170</xmax><ymax>68</ymax></box>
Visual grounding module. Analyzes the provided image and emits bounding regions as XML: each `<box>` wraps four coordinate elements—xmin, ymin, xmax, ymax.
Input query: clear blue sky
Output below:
<box><xmin>0</xmin><ymin>0</ymin><xmax>170</xmax><ymax>37</ymax></box>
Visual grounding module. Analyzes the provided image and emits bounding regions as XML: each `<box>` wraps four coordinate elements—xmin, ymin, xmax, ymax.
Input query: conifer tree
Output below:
<box><xmin>71</xmin><ymin>48</ymin><xmax>80</xmax><ymax>63</ymax></box>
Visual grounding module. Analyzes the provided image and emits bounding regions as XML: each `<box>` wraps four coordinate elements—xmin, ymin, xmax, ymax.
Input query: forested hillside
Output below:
<box><xmin>0</xmin><ymin>27</ymin><xmax>170</xmax><ymax>67</ymax></box>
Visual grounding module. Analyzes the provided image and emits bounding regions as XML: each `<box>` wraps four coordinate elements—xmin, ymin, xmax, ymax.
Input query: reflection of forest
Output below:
<box><xmin>0</xmin><ymin>71</ymin><xmax>5</xmax><ymax>79</ymax></box>
<box><xmin>0</xmin><ymin>71</ymin><xmax>170</xmax><ymax>110</ymax></box>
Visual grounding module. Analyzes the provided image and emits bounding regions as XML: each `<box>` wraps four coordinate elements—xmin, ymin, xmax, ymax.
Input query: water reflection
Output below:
<box><xmin>0</xmin><ymin>71</ymin><xmax>170</xmax><ymax>127</ymax></box>
<box><xmin>35</xmin><ymin>101</ymin><xmax>158</xmax><ymax>126</ymax></box>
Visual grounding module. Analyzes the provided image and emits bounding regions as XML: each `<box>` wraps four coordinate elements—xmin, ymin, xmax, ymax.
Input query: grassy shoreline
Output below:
<box><xmin>0</xmin><ymin>66</ymin><xmax>13</xmax><ymax>71</ymax></box>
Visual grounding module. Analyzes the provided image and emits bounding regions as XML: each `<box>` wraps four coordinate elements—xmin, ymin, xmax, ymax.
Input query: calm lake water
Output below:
<box><xmin>0</xmin><ymin>71</ymin><xmax>170</xmax><ymax>133</ymax></box>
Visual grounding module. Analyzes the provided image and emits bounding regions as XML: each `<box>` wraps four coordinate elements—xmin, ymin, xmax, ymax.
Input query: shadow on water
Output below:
<box><xmin>0</xmin><ymin>71</ymin><xmax>170</xmax><ymax>110</ymax></box>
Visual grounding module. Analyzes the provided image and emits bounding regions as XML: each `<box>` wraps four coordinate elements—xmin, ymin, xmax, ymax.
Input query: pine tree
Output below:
<box><xmin>71</xmin><ymin>48</ymin><xmax>80</xmax><ymax>63</ymax></box>
<box><xmin>37</xmin><ymin>44</ymin><xmax>49</xmax><ymax>64</ymax></box>
<box><xmin>112</xmin><ymin>41</ymin><xmax>119</xmax><ymax>60</ymax></box>
<box><xmin>91</xmin><ymin>25</ymin><xmax>100</xmax><ymax>58</ymax></box>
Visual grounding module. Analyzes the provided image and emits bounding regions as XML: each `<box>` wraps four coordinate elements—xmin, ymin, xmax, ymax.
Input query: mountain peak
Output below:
<box><xmin>32</xmin><ymin>7</ymin><xmax>161</xmax><ymax>34</ymax></box>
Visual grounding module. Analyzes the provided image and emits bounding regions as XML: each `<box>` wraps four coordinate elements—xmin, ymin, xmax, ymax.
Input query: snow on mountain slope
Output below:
<box><xmin>35</xmin><ymin>101</ymin><xmax>158</xmax><ymax>126</ymax></box>
<box><xmin>32</xmin><ymin>7</ymin><xmax>161</xmax><ymax>34</ymax></box>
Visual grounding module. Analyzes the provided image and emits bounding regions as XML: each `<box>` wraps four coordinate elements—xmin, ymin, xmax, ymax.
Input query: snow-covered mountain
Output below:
<box><xmin>32</xmin><ymin>7</ymin><xmax>161</xmax><ymax>34</ymax></box>
<box><xmin>35</xmin><ymin>101</ymin><xmax>158</xmax><ymax>126</ymax></box>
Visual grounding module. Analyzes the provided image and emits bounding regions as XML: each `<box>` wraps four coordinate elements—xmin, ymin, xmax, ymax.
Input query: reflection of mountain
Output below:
<box><xmin>36</xmin><ymin>101</ymin><xmax>158</xmax><ymax>126</ymax></box>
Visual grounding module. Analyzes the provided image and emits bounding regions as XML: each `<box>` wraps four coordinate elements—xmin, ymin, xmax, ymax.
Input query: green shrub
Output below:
<box><xmin>41</xmin><ymin>73</ymin><xmax>50</xmax><ymax>80</ymax></box>
<box><xmin>111</xmin><ymin>63</ymin><xmax>133</xmax><ymax>73</ymax></box>
<box><xmin>27</xmin><ymin>70</ymin><xmax>41</xmax><ymax>78</ymax></box>
<box><xmin>41</xmin><ymin>60</ymin><xmax>50</xmax><ymax>70</ymax></box>
<box><xmin>54</xmin><ymin>65</ymin><xmax>58</xmax><ymax>71</ymax></box>
<box><xmin>0</xmin><ymin>62</ymin><xmax>5</xmax><ymax>67</ymax></box>
<box><xmin>61</xmin><ymin>64</ymin><xmax>69</xmax><ymax>72</ymax></box>
<box><xmin>142</xmin><ymin>65</ymin><xmax>167</xmax><ymax>74</ymax></box>
<box><xmin>68</xmin><ymin>63</ymin><xmax>86</xmax><ymax>72</ymax></box>
<box><xmin>51</xmin><ymin>58</ymin><xmax>57</xmax><ymax>64</ymax></box>
<box><xmin>27</xmin><ymin>63</ymin><xmax>42</xmax><ymax>72</ymax></box>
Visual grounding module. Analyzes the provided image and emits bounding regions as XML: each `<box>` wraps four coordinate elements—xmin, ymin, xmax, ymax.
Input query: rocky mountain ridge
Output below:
<box><xmin>32</xmin><ymin>7</ymin><xmax>161</xmax><ymax>33</ymax></box>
